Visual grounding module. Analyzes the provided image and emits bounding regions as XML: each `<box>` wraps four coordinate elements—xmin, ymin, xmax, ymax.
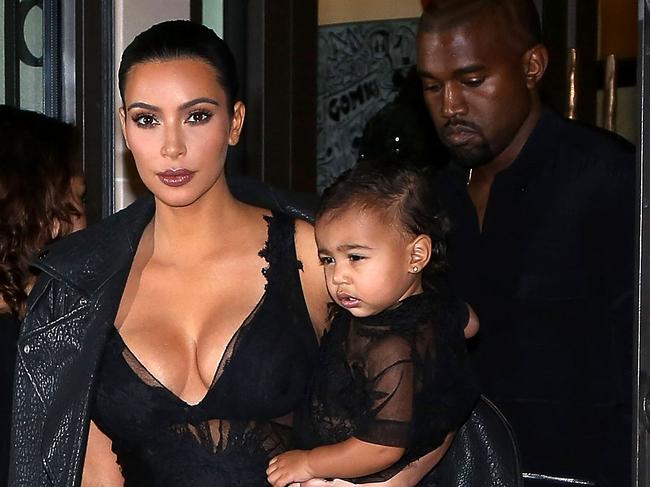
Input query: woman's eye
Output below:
<box><xmin>187</xmin><ymin>111</ymin><xmax>212</xmax><ymax>124</ymax></box>
<box><xmin>319</xmin><ymin>256</ymin><xmax>334</xmax><ymax>265</ymax></box>
<box><xmin>133</xmin><ymin>114</ymin><xmax>158</xmax><ymax>127</ymax></box>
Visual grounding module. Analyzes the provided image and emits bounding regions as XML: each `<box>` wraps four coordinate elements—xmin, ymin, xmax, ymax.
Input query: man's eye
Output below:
<box><xmin>463</xmin><ymin>77</ymin><xmax>485</xmax><ymax>87</ymax></box>
<box><xmin>319</xmin><ymin>256</ymin><xmax>334</xmax><ymax>265</ymax></box>
<box><xmin>133</xmin><ymin>114</ymin><xmax>158</xmax><ymax>127</ymax></box>
<box><xmin>423</xmin><ymin>83</ymin><xmax>442</xmax><ymax>93</ymax></box>
<box><xmin>187</xmin><ymin>111</ymin><xmax>212</xmax><ymax>124</ymax></box>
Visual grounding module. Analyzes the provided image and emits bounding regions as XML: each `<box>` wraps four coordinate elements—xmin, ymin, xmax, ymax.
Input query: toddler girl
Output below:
<box><xmin>267</xmin><ymin>161</ymin><xmax>479</xmax><ymax>485</ymax></box>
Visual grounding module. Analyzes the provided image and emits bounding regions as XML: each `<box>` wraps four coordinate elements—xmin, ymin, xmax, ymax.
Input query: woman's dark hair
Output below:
<box><xmin>317</xmin><ymin>159</ymin><xmax>450</xmax><ymax>291</ymax></box>
<box><xmin>0</xmin><ymin>105</ymin><xmax>81</xmax><ymax>318</ymax></box>
<box><xmin>118</xmin><ymin>20</ymin><xmax>239</xmax><ymax>113</ymax></box>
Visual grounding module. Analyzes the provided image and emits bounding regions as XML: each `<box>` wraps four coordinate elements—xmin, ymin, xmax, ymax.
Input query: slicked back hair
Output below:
<box><xmin>118</xmin><ymin>20</ymin><xmax>239</xmax><ymax>114</ymax></box>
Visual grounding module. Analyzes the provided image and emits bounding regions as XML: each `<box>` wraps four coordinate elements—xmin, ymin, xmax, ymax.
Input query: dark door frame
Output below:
<box><xmin>635</xmin><ymin>2</ymin><xmax>649</xmax><ymax>485</ymax></box>
<box><xmin>223</xmin><ymin>0</ymin><xmax>318</xmax><ymax>194</ymax></box>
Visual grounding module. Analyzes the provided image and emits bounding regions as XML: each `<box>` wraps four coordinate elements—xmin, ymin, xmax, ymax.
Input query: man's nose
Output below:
<box><xmin>441</xmin><ymin>83</ymin><xmax>468</xmax><ymax>118</ymax></box>
<box><xmin>161</xmin><ymin>124</ymin><xmax>187</xmax><ymax>159</ymax></box>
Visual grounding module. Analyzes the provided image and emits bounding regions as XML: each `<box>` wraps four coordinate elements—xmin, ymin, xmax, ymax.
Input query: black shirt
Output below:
<box><xmin>296</xmin><ymin>292</ymin><xmax>478</xmax><ymax>483</ymax></box>
<box><xmin>434</xmin><ymin>111</ymin><xmax>635</xmax><ymax>486</ymax></box>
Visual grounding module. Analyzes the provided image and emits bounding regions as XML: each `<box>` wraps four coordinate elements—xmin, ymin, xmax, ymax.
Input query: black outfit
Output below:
<box><xmin>434</xmin><ymin>111</ymin><xmax>635</xmax><ymax>486</ymax></box>
<box><xmin>296</xmin><ymin>292</ymin><xmax>478</xmax><ymax>483</ymax></box>
<box><xmin>0</xmin><ymin>313</ymin><xmax>19</xmax><ymax>487</ymax></box>
<box><xmin>9</xmin><ymin>194</ymin><xmax>318</xmax><ymax>487</ymax></box>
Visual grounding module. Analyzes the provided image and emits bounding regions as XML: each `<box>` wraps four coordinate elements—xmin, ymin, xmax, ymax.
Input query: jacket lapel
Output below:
<box><xmin>19</xmin><ymin>195</ymin><xmax>154</xmax><ymax>487</ymax></box>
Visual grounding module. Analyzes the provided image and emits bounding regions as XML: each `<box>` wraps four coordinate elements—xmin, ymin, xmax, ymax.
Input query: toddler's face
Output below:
<box><xmin>315</xmin><ymin>207</ymin><xmax>423</xmax><ymax>318</ymax></box>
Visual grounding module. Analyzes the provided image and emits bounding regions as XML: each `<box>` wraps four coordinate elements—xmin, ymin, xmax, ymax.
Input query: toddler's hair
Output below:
<box><xmin>317</xmin><ymin>159</ymin><xmax>450</xmax><ymax>291</ymax></box>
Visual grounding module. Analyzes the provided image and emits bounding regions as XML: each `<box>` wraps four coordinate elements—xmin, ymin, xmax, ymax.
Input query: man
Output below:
<box><xmin>416</xmin><ymin>1</ymin><xmax>635</xmax><ymax>485</ymax></box>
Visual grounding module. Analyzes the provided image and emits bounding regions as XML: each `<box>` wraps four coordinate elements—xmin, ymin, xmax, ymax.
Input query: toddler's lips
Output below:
<box><xmin>337</xmin><ymin>293</ymin><xmax>361</xmax><ymax>309</ymax></box>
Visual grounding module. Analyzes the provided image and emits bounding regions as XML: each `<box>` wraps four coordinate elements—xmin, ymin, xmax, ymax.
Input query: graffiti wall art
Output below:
<box><xmin>317</xmin><ymin>18</ymin><xmax>419</xmax><ymax>192</ymax></box>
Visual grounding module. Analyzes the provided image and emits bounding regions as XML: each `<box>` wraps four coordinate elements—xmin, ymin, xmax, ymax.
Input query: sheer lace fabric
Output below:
<box><xmin>91</xmin><ymin>212</ymin><xmax>318</xmax><ymax>486</ymax></box>
<box><xmin>296</xmin><ymin>292</ymin><xmax>478</xmax><ymax>483</ymax></box>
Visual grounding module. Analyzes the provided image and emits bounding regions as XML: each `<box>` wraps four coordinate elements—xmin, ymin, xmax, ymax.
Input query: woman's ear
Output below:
<box><xmin>228</xmin><ymin>101</ymin><xmax>246</xmax><ymax>146</ymax></box>
<box><xmin>118</xmin><ymin>106</ymin><xmax>130</xmax><ymax>150</ymax></box>
<box><xmin>408</xmin><ymin>234</ymin><xmax>432</xmax><ymax>273</ymax></box>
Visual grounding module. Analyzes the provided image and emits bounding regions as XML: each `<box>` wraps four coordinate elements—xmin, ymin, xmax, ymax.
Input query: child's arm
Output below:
<box><xmin>295</xmin><ymin>431</ymin><xmax>455</xmax><ymax>487</ymax></box>
<box><xmin>266</xmin><ymin>438</ymin><xmax>405</xmax><ymax>487</ymax></box>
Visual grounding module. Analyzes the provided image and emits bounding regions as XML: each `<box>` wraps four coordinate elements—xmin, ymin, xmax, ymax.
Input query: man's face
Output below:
<box><xmin>416</xmin><ymin>17</ymin><xmax>533</xmax><ymax>168</ymax></box>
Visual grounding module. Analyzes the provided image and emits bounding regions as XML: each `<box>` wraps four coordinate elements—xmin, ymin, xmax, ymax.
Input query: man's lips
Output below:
<box><xmin>441</xmin><ymin>125</ymin><xmax>479</xmax><ymax>146</ymax></box>
<box><xmin>156</xmin><ymin>168</ymin><xmax>196</xmax><ymax>187</ymax></box>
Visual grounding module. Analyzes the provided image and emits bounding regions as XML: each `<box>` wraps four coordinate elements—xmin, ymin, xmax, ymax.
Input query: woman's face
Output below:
<box><xmin>119</xmin><ymin>58</ymin><xmax>245</xmax><ymax>208</ymax></box>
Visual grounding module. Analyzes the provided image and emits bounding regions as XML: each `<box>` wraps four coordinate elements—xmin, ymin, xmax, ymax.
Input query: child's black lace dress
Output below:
<box><xmin>91</xmin><ymin>212</ymin><xmax>318</xmax><ymax>486</ymax></box>
<box><xmin>295</xmin><ymin>292</ymin><xmax>478</xmax><ymax>483</ymax></box>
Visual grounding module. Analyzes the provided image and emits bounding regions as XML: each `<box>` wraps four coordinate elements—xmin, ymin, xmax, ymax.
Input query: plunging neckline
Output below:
<box><xmin>114</xmin><ymin>294</ymin><xmax>266</xmax><ymax>408</ymax></box>
<box><xmin>113</xmin><ymin>213</ymin><xmax>274</xmax><ymax>408</ymax></box>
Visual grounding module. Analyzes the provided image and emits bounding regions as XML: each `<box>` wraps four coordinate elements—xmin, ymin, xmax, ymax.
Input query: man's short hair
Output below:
<box><xmin>419</xmin><ymin>0</ymin><xmax>542</xmax><ymax>52</ymax></box>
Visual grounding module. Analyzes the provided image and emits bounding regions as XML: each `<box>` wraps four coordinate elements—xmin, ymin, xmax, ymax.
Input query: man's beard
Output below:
<box><xmin>439</xmin><ymin>119</ymin><xmax>494</xmax><ymax>168</ymax></box>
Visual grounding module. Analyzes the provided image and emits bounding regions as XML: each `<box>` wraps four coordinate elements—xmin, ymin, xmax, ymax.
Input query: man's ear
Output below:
<box><xmin>228</xmin><ymin>101</ymin><xmax>246</xmax><ymax>146</ymax></box>
<box><xmin>523</xmin><ymin>44</ymin><xmax>548</xmax><ymax>89</ymax></box>
<box><xmin>118</xmin><ymin>106</ymin><xmax>130</xmax><ymax>150</ymax></box>
<box><xmin>408</xmin><ymin>234</ymin><xmax>432</xmax><ymax>273</ymax></box>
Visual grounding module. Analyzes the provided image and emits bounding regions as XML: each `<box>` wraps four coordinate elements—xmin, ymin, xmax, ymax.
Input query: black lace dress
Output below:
<box><xmin>295</xmin><ymin>292</ymin><xmax>478</xmax><ymax>483</ymax></box>
<box><xmin>91</xmin><ymin>212</ymin><xmax>318</xmax><ymax>486</ymax></box>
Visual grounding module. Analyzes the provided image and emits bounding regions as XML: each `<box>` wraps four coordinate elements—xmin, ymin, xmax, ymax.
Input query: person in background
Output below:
<box><xmin>417</xmin><ymin>1</ymin><xmax>635</xmax><ymax>485</ymax></box>
<box><xmin>0</xmin><ymin>105</ymin><xmax>86</xmax><ymax>485</ymax></box>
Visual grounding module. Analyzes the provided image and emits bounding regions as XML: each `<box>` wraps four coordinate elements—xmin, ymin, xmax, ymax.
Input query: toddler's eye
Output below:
<box><xmin>319</xmin><ymin>256</ymin><xmax>334</xmax><ymax>265</ymax></box>
<box><xmin>349</xmin><ymin>254</ymin><xmax>365</xmax><ymax>262</ymax></box>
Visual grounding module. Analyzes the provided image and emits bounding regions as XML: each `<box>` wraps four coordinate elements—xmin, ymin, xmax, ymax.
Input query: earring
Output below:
<box><xmin>411</xmin><ymin>266</ymin><xmax>419</xmax><ymax>273</ymax></box>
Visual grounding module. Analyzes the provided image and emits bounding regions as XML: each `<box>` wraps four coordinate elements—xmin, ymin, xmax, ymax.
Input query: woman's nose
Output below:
<box><xmin>161</xmin><ymin>124</ymin><xmax>186</xmax><ymax>159</ymax></box>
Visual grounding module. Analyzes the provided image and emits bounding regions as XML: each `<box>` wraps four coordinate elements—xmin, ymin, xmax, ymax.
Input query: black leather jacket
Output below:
<box><xmin>10</xmin><ymin>196</ymin><xmax>154</xmax><ymax>487</ymax></box>
<box><xmin>9</xmin><ymin>182</ymin><xmax>315</xmax><ymax>487</ymax></box>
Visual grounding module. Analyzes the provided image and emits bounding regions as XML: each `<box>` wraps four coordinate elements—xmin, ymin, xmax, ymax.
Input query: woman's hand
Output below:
<box><xmin>267</xmin><ymin>450</ymin><xmax>315</xmax><ymax>487</ymax></box>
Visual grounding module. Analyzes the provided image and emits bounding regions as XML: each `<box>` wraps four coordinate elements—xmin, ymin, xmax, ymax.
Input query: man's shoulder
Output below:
<box><xmin>537</xmin><ymin>111</ymin><xmax>635</xmax><ymax>168</ymax></box>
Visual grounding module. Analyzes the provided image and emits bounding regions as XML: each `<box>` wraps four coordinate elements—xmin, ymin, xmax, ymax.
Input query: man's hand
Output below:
<box><xmin>267</xmin><ymin>450</ymin><xmax>315</xmax><ymax>487</ymax></box>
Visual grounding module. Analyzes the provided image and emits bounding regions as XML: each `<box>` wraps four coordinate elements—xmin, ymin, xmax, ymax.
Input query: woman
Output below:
<box><xmin>0</xmin><ymin>106</ymin><xmax>86</xmax><ymax>484</ymax></box>
<box><xmin>9</xmin><ymin>21</ymin><xmax>452</xmax><ymax>487</ymax></box>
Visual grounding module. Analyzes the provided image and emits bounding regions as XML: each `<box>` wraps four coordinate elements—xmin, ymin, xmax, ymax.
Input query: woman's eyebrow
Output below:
<box><xmin>126</xmin><ymin>102</ymin><xmax>159</xmax><ymax>112</ymax></box>
<box><xmin>126</xmin><ymin>98</ymin><xmax>220</xmax><ymax>112</ymax></box>
<box><xmin>179</xmin><ymin>97</ymin><xmax>220</xmax><ymax>110</ymax></box>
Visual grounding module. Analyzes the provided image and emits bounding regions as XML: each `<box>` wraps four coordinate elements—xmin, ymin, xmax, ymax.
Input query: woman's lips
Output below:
<box><xmin>156</xmin><ymin>168</ymin><xmax>196</xmax><ymax>187</ymax></box>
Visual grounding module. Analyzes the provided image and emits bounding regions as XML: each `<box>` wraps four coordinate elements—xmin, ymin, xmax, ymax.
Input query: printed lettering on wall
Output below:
<box><xmin>317</xmin><ymin>19</ymin><xmax>418</xmax><ymax>192</ymax></box>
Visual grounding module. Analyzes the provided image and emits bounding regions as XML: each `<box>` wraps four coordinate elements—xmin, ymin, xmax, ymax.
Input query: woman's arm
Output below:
<box><xmin>267</xmin><ymin>438</ymin><xmax>404</xmax><ymax>487</ymax></box>
<box><xmin>294</xmin><ymin>219</ymin><xmax>332</xmax><ymax>336</ymax></box>
<box><xmin>81</xmin><ymin>421</ymin><xmax>124</xmax><ymax>487</ymax></box>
